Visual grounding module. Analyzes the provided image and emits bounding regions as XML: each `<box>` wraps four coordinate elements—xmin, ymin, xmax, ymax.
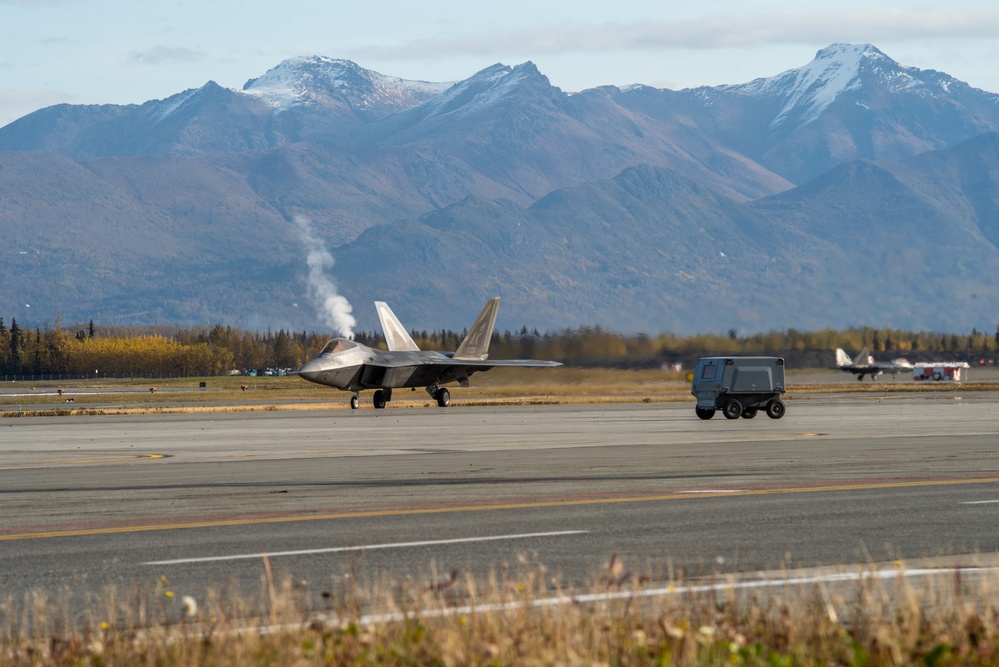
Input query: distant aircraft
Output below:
<box><xmin>298</xmin><ymin>297</ymin><xmax>562</xmax><ymax>409</ymax></box>
<box><xmin>835</xmin><ymin>347</ymin><xmax>914</xmax><ymax>381</ymax></box>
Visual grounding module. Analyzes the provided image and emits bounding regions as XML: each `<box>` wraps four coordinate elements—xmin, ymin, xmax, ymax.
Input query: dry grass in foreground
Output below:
<box><xmin>3</xmin><ymin>557</ymin><xmax>999</xmax><ymax>666</ymax></box>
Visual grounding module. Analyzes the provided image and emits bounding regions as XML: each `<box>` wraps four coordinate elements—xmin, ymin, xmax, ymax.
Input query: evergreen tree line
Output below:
<box><xmin>2</xmin><ymin>317</ymin><xmax>998</xmax><ymax>378</ymax></box>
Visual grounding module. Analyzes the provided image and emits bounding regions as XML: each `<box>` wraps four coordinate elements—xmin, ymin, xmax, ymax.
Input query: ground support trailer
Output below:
<box><xmin>691</xmin><ymin>356</ymin><xmax>786</xmax><ymax>420</ymax></box>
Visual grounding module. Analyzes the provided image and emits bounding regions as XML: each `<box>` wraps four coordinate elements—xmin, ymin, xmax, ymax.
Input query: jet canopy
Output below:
<box><xmin>320</xmin><ymin>339</ymin><xmax>357</xmax><ymax>356</ymax></box>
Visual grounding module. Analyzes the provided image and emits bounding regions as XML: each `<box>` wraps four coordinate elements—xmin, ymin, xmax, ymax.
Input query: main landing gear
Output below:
<box><xmin>372</xmin><ymin>388</ymin><xmax>392</xmax><ymax>409</ymax></box>
<box><xmin>346</xmin><ymin>389</ymin><xmax>393</xmax><ymax>410</ymax></box>
<box><xmin>349</xmin><ymin>385</ymin><xmax>452</xmax><ymax>409</ymax></box>
<box><xmin>436</xmin><ymin>388</ymin><xmax>450</xmax><ymax>407</ymax></box>
<box><xmin>426</xmin><ymin>383</ymin><xmax>450</xmax><ymax>407</ymax></box>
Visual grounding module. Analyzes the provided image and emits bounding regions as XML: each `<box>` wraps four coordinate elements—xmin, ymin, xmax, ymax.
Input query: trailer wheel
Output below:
<box><xmin>723</xmin><ymin>399</ymin><xmax>742</xmax><ymax>420</ymax></box>
<box><xmin>695</xmin><ymin>407</ymin><xmax>715</xmax><ymax>420</ymax></box>
<box><xmin>766</xmin><ymin>399</ymin><xmax>786</xmax><ymax>419</ymax></box>
<box><xmin>741</xmin><ymin>407</ymin><xmax>758</xmax><ymax>419</ymax></box>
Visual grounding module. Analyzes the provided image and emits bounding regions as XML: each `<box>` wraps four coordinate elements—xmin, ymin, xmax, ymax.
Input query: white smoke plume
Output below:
<box><xmin>294</xmin><ymin>216</ymin><xmax>356</xmax><ymax>338</ymax></box>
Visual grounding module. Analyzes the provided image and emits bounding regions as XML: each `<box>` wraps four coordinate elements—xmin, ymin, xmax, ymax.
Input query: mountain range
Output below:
<box><xmin>1</xmin><ymin>43</ymin><xmax>998</xmax><ymax>334</ymax></box>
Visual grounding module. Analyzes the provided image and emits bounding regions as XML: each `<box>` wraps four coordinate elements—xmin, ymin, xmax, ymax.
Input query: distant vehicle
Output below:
<box><xmin>298</xmin><ymin>297</ymin><xmax>561</xmax><ymax>409</ymax></box>
<box><xmin>691</xmin><ymin>356</ymin><xmax>786</xmax><ymax>420</ymax></box>
<box><xmin>835</xmin><ymin>348</ymin><xmax>913</xmax><ymax>381</ymax></box>
<box><xmin>913</xmin><ymin>362</ymin><xmax>970</xmax><ymax>382</ymax></box>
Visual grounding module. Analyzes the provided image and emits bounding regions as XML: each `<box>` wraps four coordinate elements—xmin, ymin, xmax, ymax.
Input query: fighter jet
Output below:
<box><xmin>835</xmin><ymin>348</ymin><xmax>914</xmax><ymax>381</ymax></box>
<box><xmin>298</xmin><ymin>297</ymin><xmax>561</xmax><ymax>409</ymax></box>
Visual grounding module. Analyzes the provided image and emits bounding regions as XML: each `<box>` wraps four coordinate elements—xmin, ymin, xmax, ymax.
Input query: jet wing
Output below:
<box><xmin>442</xmin><ymin>359</ymin><xmax>563</xmax><ymax>368</ymax></box>
<box><xmin>363</xmin><ymin>355</ymin><xmax>561</xmax><ymax>370</ymax></box>
<box><xmin>359</xmin><ymin>354</ymin><xmax>561</xmax><ymax>389</ymax></box>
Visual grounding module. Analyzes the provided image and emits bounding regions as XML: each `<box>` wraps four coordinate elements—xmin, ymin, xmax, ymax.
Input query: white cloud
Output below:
<box><xmin>350</xmin><ymin>6</ymin><xmax>999</xmax><ymax>59</ymax></box>
<box><xmin>126</xmin><ymin>46</ymin><xmax>207</xmax><ymax>66</ymax></box>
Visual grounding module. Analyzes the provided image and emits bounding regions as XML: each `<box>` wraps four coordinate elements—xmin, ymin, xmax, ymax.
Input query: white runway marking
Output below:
<box><xmin>679</xmin><ymin>490</ymin><xmax>744</xmax><ymax>494</ymax></box>
<box><xmin>144</xmin><ymin>530</ymin><xmax>588</xmax><ymax>565</ymax></box>
<box><xmin>961</xmin><ymin>500</ymin><xmax>999</xmax><ymax>504</ymax></box>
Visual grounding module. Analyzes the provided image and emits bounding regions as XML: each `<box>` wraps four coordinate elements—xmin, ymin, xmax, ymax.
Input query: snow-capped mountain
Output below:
<box><xmin>729</xmin><ymin>43</ymin><xmax>887</xmax><ymax>127</ymax></box>
<box><xmin>242</xmin><ymin>55</ymin><xmax>452</xmax><ymax>116</ymax></box>
<box><xmin>611</xmin><ymin>43</ymin><xmax>999</xmax><ymax>182</ymax></box>
<box><xmin>366</xmin><ymin>61</ymin><xmax>569</xmax><ymax>143</ymax></box>
<box><xmin>719</xmin><ymin>42</ymin><xmax>999</xmax><ymax>137</ymax></box>
<box><xmin>411</xmin><ymin>62</ymin><xmax>551</xmax><ymax>120</ymax></box>
<box><xmin>0</xmin><ymin>58</ymin><xmax>455</xmax><ymax>158</ymax></box>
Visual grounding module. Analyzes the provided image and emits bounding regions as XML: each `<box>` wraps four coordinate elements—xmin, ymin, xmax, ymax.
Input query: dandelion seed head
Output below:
<box><xmin>182</xmin><ymin>595</ymin><xmax>198</xmax><ymax>618</ymax></box>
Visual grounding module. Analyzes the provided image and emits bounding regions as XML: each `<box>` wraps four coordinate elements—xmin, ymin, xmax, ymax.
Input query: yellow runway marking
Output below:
<box><xmin>4</xmin><ymin>453</ymin><xmax>166</xmax><ymax>467</ymax></box>
<box><xmin>3</xmin><ymin>476</ymin><xmax>999</xmax><ymax>542</ymax></box>
<box><xmin>157</xmin><ymin>442</ymin><xmax>601</xmax><ymax>461</ymax></box>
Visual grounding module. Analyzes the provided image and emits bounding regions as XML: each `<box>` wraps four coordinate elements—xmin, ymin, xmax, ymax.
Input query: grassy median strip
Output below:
<box><xmin>2</xmin><ymin>369</ymin><xmax>994</xmax><ymax>417</ymax></box>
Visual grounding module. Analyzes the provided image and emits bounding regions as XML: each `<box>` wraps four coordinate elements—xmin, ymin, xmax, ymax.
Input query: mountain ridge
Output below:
<box><xmin>2</xmin><ymin>45</ymin><xmax>999</xmax><ymax>334</ymax></box>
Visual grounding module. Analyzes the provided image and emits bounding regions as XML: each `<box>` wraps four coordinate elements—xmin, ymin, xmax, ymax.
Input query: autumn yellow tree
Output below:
<box><xmin>63</xmin><ymin>335</ymin><xmax>231</xmax><ymax>376</ymax></box>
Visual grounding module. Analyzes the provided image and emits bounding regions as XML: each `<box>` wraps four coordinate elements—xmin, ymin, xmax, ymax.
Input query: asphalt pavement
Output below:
<box><xmin>2</xmin><ymin>394</ymin><xmax>999</xmax><ymax>620</ymax></box>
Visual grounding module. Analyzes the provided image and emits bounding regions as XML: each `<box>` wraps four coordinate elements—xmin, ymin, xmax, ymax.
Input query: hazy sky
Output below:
<box><xmin>3</xmin><ymin>0</ymin><xmax>999</xmax><ymax>127</ymax></box>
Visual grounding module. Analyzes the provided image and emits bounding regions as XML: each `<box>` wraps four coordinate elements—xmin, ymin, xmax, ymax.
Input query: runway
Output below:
<box><xmin>2</xmin><ymin>393</ymin><xmax>999</xmax><ymax>615</ymax></box>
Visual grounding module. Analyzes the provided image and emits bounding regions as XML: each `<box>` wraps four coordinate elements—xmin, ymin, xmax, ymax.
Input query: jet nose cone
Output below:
<box><xmin>297</xmin><ymin>358</ymin><xmax>323</xmax><ymax>383</ymax></box>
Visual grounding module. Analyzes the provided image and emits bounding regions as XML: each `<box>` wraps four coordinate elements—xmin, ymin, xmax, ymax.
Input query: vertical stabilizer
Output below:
<box><xmin>855</xmin><ymin>347</ymin><xmax>872</xmax><ymax>365</ymax></box>
<box><xmin>375</xmin><ymin>301</ymin><xmax>420</xmax><ymax>352</ymax></box>
<box><xmin>454</xmin><ymin>297</ymin><xmax>500</xmax><ymax>360</ymax></box>
<box><xmin>835</xmin><ymin>348</ymin><xmax>852</xmax><ymax>367</ymax></box>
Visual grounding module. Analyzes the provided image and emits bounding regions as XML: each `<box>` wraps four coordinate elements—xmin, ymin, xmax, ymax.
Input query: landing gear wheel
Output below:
<box><xmin>695</xmin><ymin>407</ymin><xmax>715</xmax><ymax>420</ymax></box>
<box><xmin>741</xmin><ymin>407</ymin><xmax>758</xmax><ymax>419</ymax></box>
<box><xmin>350</xmin><ymin>394</ymin><xmax>359</xmax><ymax>410</ymax></box>
<box><xmin>723</xmin><ymin>399</ymin><xmax>743</xmax><ymax>420</ymax></box>
<box><xmin>436</xmin><ymin>387</ymin><xmax>451</xmax><ymax>407</ymax></box>
<box><xmin>766</xmin><ymin>399</ymin><xmax>786</xmax><ymax>419</ymax></box>
<box><xmin>373</xmin><ymin>390</ymin><xmax>387</xmax><ymax>409</ymax></box>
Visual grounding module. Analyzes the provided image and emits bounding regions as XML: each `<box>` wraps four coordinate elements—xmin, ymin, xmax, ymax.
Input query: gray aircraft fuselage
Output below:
<box><xmin>298</xmin><ymin>338</ymin><xmax>496</xmax><ymax>392</ymax></box>
<box><xmin>297</xmin><ymin>297</ymin><xmax>560</xmax><ymax>409</ymax></box>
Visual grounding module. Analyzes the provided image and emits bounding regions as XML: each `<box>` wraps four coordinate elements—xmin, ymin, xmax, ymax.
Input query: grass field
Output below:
<box><xmin>1</xmin><ymin>366</ymin><xmax>992</xmax><ymax>417</ymax></box>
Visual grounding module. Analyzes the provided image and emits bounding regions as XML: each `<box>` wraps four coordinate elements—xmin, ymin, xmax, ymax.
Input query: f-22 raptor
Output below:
<box><xmin>297</xmin><ymin>297</ymin><xmax>561</xmax><ymax>409</ymax></box>
<box><xmin>835</xmin><ymin>347</ymin><xmax>913</xmax><ymax>381</ymax></box>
